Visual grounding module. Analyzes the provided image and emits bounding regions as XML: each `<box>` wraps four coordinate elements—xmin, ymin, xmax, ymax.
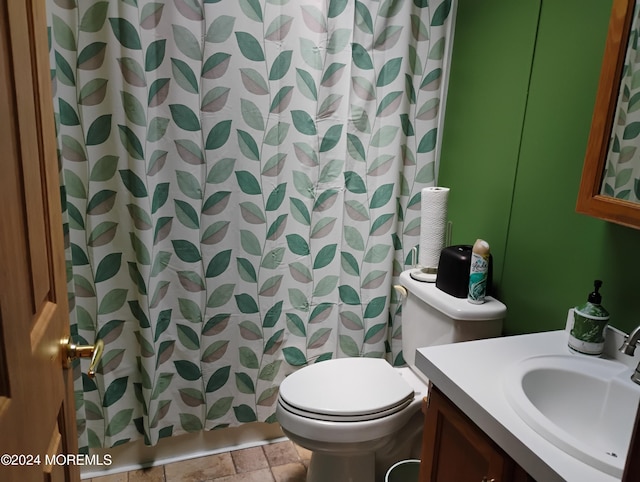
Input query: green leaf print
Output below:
<box><xmin>299</xmin><ymin>38</ymin><xmax>322</xmax><ymax>69</ymax></box>
<box><xmin>147</xmin><ymin>117</ymin><xmax>170</xmax><ymax>142</ymax></box>
<box><xmin>145</xmin><ymin>39</ymin><xmax>166</xmax><ymax>72</ymax></box>
<box><xmin>313</xmin><ymin>276</ymin><xmax>339</xmax><ymax>297</ymax></box>
<box><xmin>80</xmin><ymin>2</ymin><xmax>109</xmax><ymax>33</ymax></box>
<box><xmin>270</xmin><ymin>88</ymin><xmax>293</xmax><ymax>114</ymax></box>
<box><xmin>207</xmin><ymin>398</ymin><xmax>234</xmax><ymax>420</ymax></box>
<box><xmin>205</xmin><ymin>120</ymin><xmax>232</xmax><ymax>150</ymax></box>
<box><xmin>77</xmin><ymin>42</ymin><xmax>107</xmax><ymax>71</ymax></box>
<box><xmin>379</xmin><ymin>0</ymin><xmax>404</xmax><ymax>17</ymax></box>
<box><xmin>119</xmin><ymin>170</ymin><xmax>148</xmax><ymax>197</ymax></box>
<box><xmin>95</xmin><ymin>253</ymin><xmax>122</xmax><ymax>283</ymax></box>
<box><xmin>85</xmin><ymin>114</ymin><xmax>111</xmax><ymax>146</ymax></box>
<box><xmin>240</xmin><ymin>230</ymin><xmax>262</xmax><ymax>255</ymax></box>
<box><xmin>432</xmin><ymin>0</ymin><xmax>453</xmax><ymax>26</ymax></box>
<box><xmin>179</xmin><ymin>388</ymin><xmax>205</xmax><ymax>407</ymax></box>
<box><xmin>269</xmin><ymin>51</ymin><xmax>293</xmax><ymax>81</ymax></box>
<box><xmin>59</xmin><ymin>98</ymin><xmax>80</xmax><ymax>126</ymax></box>
<box><xmin>169</xmin><ymin>104</ymin><xmax>201</xmax><ymax>132</ymax></box>
<box><xmin>53</xmin><ymin>15</ymin><xmax>76</xmax><ymax>51</ymax></box>
<box><xmin>339</xmin><ymin>285</ymin><xmax>360</xmax><ymax>305</ymax></box>
<box><xmin>206</xmin><ymin>366</ymin><xmax>231</xmax><ymax>394</ymax></box>
<box><xmin>172</xmin><ymin>240</ymin><xmax>202</xmax><ymax>263</ymax></box>
<box><xmin>265</xmin><ymin>15</ymin><xmax>293</xmax><ymax>41</ymax></box>
<box><xmin>121</xmin><ymin>92</ymin><xmax>147</xmax><ymax>126</ymax></box>
<box><xmin>171</xmin><ymin>58</ymin><xmax>199</xmax><ymax>93</ymax></box>
<box><xmin>286</xmin><ymin>234</ymin><xmax>310</xmax><ymax>256</ymax></box>
<box><xmin>235</xmin><ymin>372</ymin><xmax>255</xmax><ymax>394</ymax></box>
<box><xmin>355</xmin><ymin>2</ymin><xmax>374</xmax><ymax>34</ymax></box>
<box><xmin>176</xmin><ymin>171</ymin><xmax>202</xmax><ymax>199</ymax></box>
<box><xmin>364</xmin><ymin>296</ymin><xmax>387</xmax><ymax>318</ymax></box>
<box><xmin>283</xmin><ymin>347</ymin><xmax>307</xmax><ymax>366</ymax></box>
<box><xmin>174</xmin><ymin>360</ymin><xmax>202</xmax><ymax>381</ymax></box>
<box><xmin>235</xmin><ymin>294</ymin><xmax>259</xmax><ymax>314</ymax></box>
<box><xmin>206</xmin><ymin>16</ymin><xmax>236</xmax><ymax>43</ymax></box>
<box><xmin>103</xmin><ymin>377</ymin><xmax>129</xmax><ymax>407</ymax></box>
<box><xmin>235</xmin><ymin>32</ymin><xmax>265</xmax><ymax>61</ymax></box>
<box><xmin>172</xmin><ymin>24</ymin><xmax>202</xmax><ymax>60</ymax></box>
<box><xmin>235</xmin><ymin>170</ymin><xmax>262</xmax><ymax>194</ymax></box>
<box><xmin>105</xmin><ymin>409</ymin><xmax>134</xmax><ymax>437</ymax></box>
<box><xmin>55</xmin><ymin>52</ymin><xmax>75</xmax><ymax>86</ymax></box>
<box><xmin>98</xmin><ymin>289</ymin><xmax>128</xmax><ymax>315</ymax></box>
<box><xmin>233</xmin><ymin>405</ymin><xmax>257</xmax><ymax>423</ymax></box>
<box><xmin>328</xmin><ymin>0</ymin><xmax>348</xmax><ymax>18</ymax></box>
<box><xmin>374</xmin><ymin>26</ymin><xmax>403</xmax><ymax>50</ymax></box>
<box><xmin>117</xmin><ymin>126</ymin><xmax>144</xmax><ymax>159</ymax></box>
<box><xmin>319</xmin><ymin>125</ymin><xmax>343</xmax><ymax>152</ymax></box>
<box><xmin>352</xmin><ymin>43</ymin><xmax>373</xmax><ymax>69</ymax></box>
<box><xmin>177</xmin><ymin>324</ymin><xmax>200</xmax><ymax>350</ymax></box>
<box><xmin>148</xmin><ymin>78</ymin><xmax>171</xmax><ymax>107</ymax></box>
<box><xmin>240</xmin><ymin>68</ymin><xmax>269</xmax><ymax>95</ymax></box>
<box><xmin>417</xmin><ymin>128</ymin><xmax>437</xmax><ymax>153</ymax></box>
<box><xmin>314</xmin><ymin>244</ymin><xmax>337</xmax><ymax>269</ymax></box>
<box><xmin>339</xmin><ymin>335</ymin><xmax>360</xmax><ymax>357</ymax></box>
<box><xmin>206</xmin><ymin>250</ymin><xmax>232</xmax><ymax>277</ymax></box>
<box><xmin>109</xmin><ymin>18</ymin><xmax>142</xmax><ymax>50</ymax></box>
<box><xmin>140</xmin><ymin>3</ymin><xmax>165</xmax><ymax>30</ymax></box>
<box><xmin>175</xmin><ymin>140</ymin><xmax>205</xmax><ymax>165</ymax></box>
<box><xmin>240</xmin><ymin>0</ymin><xmax>263</xmax><ymax>22</ymax></box>
<box><xmin>179</xmin><ymin>414</ymin><xmax>203</xmax><ymax>432</ymax></box>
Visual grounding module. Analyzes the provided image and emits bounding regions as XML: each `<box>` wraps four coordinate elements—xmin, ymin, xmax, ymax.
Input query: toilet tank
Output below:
<box><xmin>398</xmin><ymin>270</ymin><xmax>507</xmax><ymax>375</ymax></box>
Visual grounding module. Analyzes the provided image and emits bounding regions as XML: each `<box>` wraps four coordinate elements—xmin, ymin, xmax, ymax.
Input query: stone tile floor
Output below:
<box><xmin>87</xmin><ymin>440</ymin><xmax>310</xmax><ymax>482</ymax></box>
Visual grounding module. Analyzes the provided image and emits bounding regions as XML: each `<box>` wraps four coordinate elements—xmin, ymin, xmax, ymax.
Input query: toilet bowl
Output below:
<box><xmin>276</xmin><ymin>269</ymin><xmax>507</xmax><ymax>482</ymax></box>
<box><xmin>277</xmin><ymin>360</ymin><xmax>426</xmax><ymax>482</ymax></box>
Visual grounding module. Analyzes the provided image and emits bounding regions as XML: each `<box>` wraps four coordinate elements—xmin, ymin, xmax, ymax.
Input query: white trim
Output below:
<box><xmin>80</xmin><ymin>422</ymin><xmax>286</xmax><ymax>479</ymax></box>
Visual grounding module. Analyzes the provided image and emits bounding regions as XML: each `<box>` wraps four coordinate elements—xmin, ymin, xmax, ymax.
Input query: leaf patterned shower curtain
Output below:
<box><xmin>47</xmin><ymin>0</ymin><xmax>454</xmax><ymax>450</ymax></box>
<box><xmin>602</xmin><ymin>2</ymin><xmax>640</xmax><ymax>201</ymax></box>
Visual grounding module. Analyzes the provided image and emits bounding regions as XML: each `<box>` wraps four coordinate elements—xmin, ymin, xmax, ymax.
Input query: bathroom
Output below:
<box><xmin>3</xmin><ymin>0</ymin><xmax>640</xmax><ymax>481</ymax></box>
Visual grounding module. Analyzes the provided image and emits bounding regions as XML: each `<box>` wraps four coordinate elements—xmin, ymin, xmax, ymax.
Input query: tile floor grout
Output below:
<box><xmin>88</xmin><ymin>440</ymin><xmax>310</xmax><ymax>482</ymax></box>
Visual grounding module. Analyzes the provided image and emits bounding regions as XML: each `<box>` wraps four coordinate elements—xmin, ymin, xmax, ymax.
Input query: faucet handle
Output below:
<box><xmin>620</xmin><ymin>335</ymin><xmax>638</xmax><ymax>355</ymax></box>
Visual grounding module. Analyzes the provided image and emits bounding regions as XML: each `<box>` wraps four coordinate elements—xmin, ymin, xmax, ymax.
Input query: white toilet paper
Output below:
<box><xmin>418</xmin><ymin>187</ymin><xmax>449</xmax><ymax>269</ymax></box>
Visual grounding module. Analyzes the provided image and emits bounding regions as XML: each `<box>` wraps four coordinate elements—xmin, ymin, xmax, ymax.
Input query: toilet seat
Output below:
<box><xmin>278</xmin><ymin>358</ymin><xmax>414</xmax><ymax>422</ymax></box>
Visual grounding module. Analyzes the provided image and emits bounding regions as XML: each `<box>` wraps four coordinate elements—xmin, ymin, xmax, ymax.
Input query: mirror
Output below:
<box><xmin>577</xmin><ymin>0</ymin><xmax>640</xmax><ymax>229</ymax></box>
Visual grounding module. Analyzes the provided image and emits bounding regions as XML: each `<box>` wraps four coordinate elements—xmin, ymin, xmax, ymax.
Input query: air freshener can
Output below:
<box><xmin>468</xmin><ymin>239</ymin><xmax>490</xmax><ymax>304</ymax></box>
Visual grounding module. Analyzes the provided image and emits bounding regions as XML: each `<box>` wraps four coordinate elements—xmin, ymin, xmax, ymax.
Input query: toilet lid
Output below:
<box><xmin>278</xmin><ymin>358</ymin><xmax>415</xmax><ymax>422</ymax></box>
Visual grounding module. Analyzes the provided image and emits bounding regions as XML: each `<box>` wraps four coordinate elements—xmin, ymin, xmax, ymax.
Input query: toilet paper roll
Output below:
<box><xmin>418</xmin><ymin>187</ymin><xmax>449</xmax><ymax>269</ymax></box>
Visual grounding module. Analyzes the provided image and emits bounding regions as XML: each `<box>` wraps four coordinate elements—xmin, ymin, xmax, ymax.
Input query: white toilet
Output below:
<box><xmin>276</xmin><ymin>269</ymin><xmax>507</xmax><ymax>482</ymax></box>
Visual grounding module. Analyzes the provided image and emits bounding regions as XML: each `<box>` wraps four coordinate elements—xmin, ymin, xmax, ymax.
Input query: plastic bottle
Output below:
<box><xmin>568</xmin><ymin>280</ymin><xmax>610</xmax><ymax>355</ymax></box>
<box><xmin>467</xmin><ymin>239</ymin><xmax>490</xmax><ymax>304</ymax></box>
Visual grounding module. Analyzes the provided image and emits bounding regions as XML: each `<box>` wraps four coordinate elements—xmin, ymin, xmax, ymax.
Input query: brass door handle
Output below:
<box><xmin>62</xmin><ymin>338</ymin><xmax>104</xmax><ymax>378</ymax></box>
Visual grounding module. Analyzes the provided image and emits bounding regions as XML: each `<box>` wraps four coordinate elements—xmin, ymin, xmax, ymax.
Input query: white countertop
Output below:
<box><xmin>415</xmin><ymin>329</ymin><xmax>638</xmax><ymax>482</ymax></box>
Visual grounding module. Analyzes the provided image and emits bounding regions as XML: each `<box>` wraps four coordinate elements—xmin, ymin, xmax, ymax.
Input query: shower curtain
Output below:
<box><xmin>602</xmin><ymin>2</ymin><xmax>640</xmax><ymax>202</ymax></box>
<box><xmin>48</xmin><ymin>0</ymin><xmax>454</xmax><ymax>450</ymax></box>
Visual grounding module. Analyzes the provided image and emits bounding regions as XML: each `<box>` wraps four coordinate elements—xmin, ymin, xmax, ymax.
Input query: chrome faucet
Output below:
<box><xmin>619</xmin><ymin>325</ymin><xmax>640</xmax><ymax>384</ymax></box>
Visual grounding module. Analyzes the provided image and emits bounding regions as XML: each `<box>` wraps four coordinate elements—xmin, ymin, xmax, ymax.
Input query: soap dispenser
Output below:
<box><xmin>568</xmin><ymin>280</ymin><xmax>610</xmax><ymax>355</ymax></box>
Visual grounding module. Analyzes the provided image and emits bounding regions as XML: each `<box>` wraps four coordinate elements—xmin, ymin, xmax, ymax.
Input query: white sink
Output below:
<box><xmin>503</xmin><ymin>354</ymin><xmax>640</xmax><ymax>478</ymax></box>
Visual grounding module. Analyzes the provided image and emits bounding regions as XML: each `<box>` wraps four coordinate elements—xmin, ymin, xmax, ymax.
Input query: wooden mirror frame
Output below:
<box><xmin>576</xmin><ymin>0</ymin><xmax>640</xmax><ymax>229</ymax></box>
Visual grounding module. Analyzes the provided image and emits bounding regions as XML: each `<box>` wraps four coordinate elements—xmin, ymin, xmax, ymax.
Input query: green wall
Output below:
<box><xmin>440</xmin><ymin>0</ymin><xmax>640</xmax><ymax>334</ymax></box>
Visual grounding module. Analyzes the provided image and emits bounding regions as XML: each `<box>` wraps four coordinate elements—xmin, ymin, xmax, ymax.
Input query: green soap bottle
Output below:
<box><xmin>568</xmin><ymin>280</ymin><xmax>610</xmax><ymax>355</ymax></box>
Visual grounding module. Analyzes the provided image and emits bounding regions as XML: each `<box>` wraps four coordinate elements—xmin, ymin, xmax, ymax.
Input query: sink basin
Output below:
<box><xmin>504</xmin><ymin>354</ymin><xmax>640</xmax><ymax>478</ymax></box>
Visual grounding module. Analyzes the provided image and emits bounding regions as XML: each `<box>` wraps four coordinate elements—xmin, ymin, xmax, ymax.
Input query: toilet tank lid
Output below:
<box><xmin>399</xmin><ymin>270</ymin><xmax>507</xmax><ymax>321</ymax></box>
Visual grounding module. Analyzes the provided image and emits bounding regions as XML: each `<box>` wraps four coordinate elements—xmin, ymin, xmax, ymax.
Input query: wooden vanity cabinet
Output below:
<box><xmin>419</xmin><ymin>384</ymin><xmax>534</xmax><ymax>482</ymax></box>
